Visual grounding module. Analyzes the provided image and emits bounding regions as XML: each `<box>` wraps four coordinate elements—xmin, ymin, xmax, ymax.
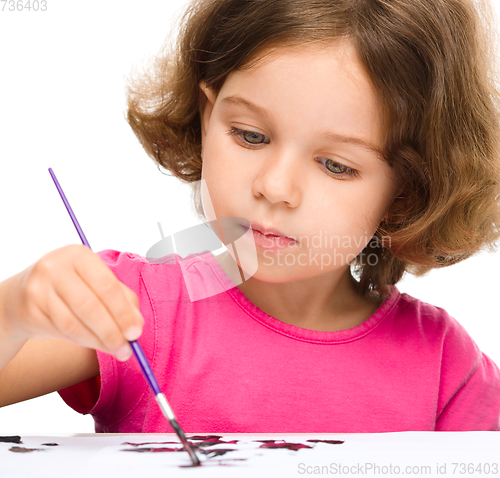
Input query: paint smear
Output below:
<box><xmin>121</xmin><ymin>436</ymin><xmax>345</xmax><ymax>466</ymax></box>
<box><xmin>189</xmin><ymin>436</ymin><xmax>239</xmax><ymax>447</ymax></box>
<box><xmin>198</xmin><ymin>448</ymin><xmax>236</xmax><ymax>457</ymax></box>
<box><xmin>307</xmin><ymin>439</ymin><xmax>344</xmax><ymax>445</ymax></box>
<box><xmin>0</xmin><ymin>436</ymin><xmax>22</xmax><ymax>444</ymax></box>
<box><xmin>256</xmin><ymin>440</ymin><xmax>313</xmax><ymax>451</ymax></box>
<box><xmin>189</xmin><ymin>435</ymin><xmax>222</xmax><ymax>440</ymax></box>
<box><xmin>41</xmin><ymin>443</ymin><xmax>59</xmax><ymax>446</ymax></box>
<box><xmin>121</xmin><ymin>436</ymin><xmax>245</xmax><ymax>467</ymax></box>
<box><xmin>122</xmin><ymin>444</ymin><xmax>237</xmax><ymax>456</ymax></box>
<box><xmin>9</xmin><ymin>446</ymin><xmax>45</xmax><ymax>453</ymax></box>
<box><xmin>122</xmin><ymin>436</ymin><xmax>239</xmax><ymax>450</ymax></box>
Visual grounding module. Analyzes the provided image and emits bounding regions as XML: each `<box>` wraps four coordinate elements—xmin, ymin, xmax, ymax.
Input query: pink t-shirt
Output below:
<box><xmin>58</xmin><ymin>249</ymin><xmax>500</xmax><ymax>432</ymax></box>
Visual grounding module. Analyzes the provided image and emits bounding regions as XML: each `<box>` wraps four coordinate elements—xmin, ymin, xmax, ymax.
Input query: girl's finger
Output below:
<box><xmin>72</xmin><ymin>250</ymin><xmax>144</xmax><ymax>341</ymax></box>
<box><xmin>40</xmin><ymin>287</ymin><xmax>111</xmax><ymax>355</ymax></box>
<box><xmin>53</xmin><ymin>271</ymin><xmax>133</xmax><ymax>361</ymax></box>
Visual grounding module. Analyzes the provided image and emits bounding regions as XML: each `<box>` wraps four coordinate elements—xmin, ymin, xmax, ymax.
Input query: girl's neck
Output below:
<box><xmin>215</xmin><ymin>251</ymin><xmax>383</xmax><ymax>332</ymax></box>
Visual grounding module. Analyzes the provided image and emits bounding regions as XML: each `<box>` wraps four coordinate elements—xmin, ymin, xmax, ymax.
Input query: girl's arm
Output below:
<box><xmin>0</xmin><ymin>274</ymin><xmax>90</xmax><ymax>407</ymax></box>
<box><xmin>0</xmin><ymin>336</ymin><xmax>98</xmax><ymax>408</ymax></box>
<box><xmin>0</xmin><ymin>245</ymin><xmax>143</xmax><ymax>408</ymax></box>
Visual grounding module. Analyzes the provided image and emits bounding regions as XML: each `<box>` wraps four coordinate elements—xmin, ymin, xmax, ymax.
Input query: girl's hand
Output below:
<box><xmin>1</xmin><ymin>244</ymin><xmax>144</xmax><ymax>362</ymax></box>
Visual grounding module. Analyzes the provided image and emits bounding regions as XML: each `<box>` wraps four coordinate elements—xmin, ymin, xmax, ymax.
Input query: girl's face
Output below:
<box><xmin>199</xmin><ymin>41</ymin><xmax>399</xmax><ymax>284</ymax></box>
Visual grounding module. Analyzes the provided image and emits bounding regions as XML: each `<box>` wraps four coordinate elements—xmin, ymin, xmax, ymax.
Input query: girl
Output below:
<box><xmin>1</xmin><ymin>0</ymin><xmax>500</xmax><ymax>432</ymax></box>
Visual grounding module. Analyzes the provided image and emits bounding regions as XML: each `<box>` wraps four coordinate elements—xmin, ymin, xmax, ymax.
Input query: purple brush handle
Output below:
<box><xmin>48</xmin><ymin>168</ymin><xmax>160</xmax><ymax>394</ymax></box>
<box><xmin>48</xmin><ymin>168</ymin><xmax>91</xmax><ymax>249</ymax></box>
<box><xmin>48</xmin><ymin>167</ymin><xmax>200</xmax><ymax>466</ymax></box>
<box><xmin>129</xmin><ymin>341</ymin><xmax>161</xmax><ymax>395</ymax></box>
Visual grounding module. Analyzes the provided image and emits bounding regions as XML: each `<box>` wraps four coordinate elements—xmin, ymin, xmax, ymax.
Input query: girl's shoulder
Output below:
<box><xmin>390</xmin><ymin>287</ymin><xmax>490</xmax><ymax>376</ymax></box>
<box><xmin>389</xmin><ymin>288</ymin><xmax>500</xmax><ymax>427</ymax></box>
<box><xmin>391</xmin><ymin>287</ymin><xmax>478</xmax><ymax>345</ymax></box>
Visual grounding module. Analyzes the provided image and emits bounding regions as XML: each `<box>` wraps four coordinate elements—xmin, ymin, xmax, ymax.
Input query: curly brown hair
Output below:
<box><xmin>126</xmin><ymin>0</ymin><xmax>500</xmax><ymax>299</ymax></box>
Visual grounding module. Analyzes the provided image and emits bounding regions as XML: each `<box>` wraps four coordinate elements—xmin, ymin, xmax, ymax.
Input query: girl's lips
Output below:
<box><xmin>249</xmin><ymin>222</ymin><xmax>291</xmax><ymax>238</ymax></box>
<box><xmin>251</xmin><ymin>229</ymin><xmax>297</xmax><ymax>249</ymax></box>
<box><xmin>239</xmin><ymin>221</ymin><xmax>298</xmax><ymax>249</ymax></box>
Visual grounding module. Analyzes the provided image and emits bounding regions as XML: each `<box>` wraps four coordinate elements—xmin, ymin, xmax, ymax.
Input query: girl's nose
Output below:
<box><xmin>251</xmin><ymin>149</ymin><xmax>303</xmax><ymax>208</ymax></box>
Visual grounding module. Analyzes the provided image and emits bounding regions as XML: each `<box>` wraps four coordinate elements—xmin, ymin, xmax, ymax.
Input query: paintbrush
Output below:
<box><xmin>48</xmin><ymin>167</ymin><xmax>200</xmax><ymax>467</ymax></box>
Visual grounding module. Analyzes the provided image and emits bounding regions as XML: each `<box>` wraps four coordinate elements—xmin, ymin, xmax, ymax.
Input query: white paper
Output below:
<box><xmin>0</xmin><ymin>432</ymin><xmax>499</xmax><ymax>478</ymax></box>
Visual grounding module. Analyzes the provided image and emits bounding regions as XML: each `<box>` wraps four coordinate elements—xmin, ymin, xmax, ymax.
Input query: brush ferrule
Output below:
<box><xmin>155</xmin><ymin>392</ymin><xmax>176</xmax><ymax>421</ymax></box>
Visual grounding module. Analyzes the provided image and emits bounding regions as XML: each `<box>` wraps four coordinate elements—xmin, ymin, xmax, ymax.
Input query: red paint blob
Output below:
<box><xmin>258</xmin><ymin>441</ymin><xmax>313</xmax><ymax>451</ymax></box>
<box><xmin>307</xmin><ymin>439</ymin><xmax>344</xmax><ymax>445</ymax></box>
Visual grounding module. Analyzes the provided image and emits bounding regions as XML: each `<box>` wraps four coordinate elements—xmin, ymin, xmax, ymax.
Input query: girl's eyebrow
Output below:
<box><xmin>220</xmin><ymin>95</ymin><xmax>384</xmax><ymax>159</ymax></box>
<box><xmin>221</xmin><ymin>95</ymin><xmax>272</xmax><ymax>121</ymax></box>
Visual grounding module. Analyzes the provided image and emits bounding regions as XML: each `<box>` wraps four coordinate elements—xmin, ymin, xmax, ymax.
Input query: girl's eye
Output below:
<box><xmin>318</xmin><ymin>158</ymin><xmax>359</xmax><ymax>179</ymax></box>
<box><xmin>226</xmin><ymin>127</ymin><xmax>358</xmax><ymax>179</ymax></box>
<box><xmin>226</xmin><ymin>127</ymin><xmax>270</xmax><ymax>146</ymax></box>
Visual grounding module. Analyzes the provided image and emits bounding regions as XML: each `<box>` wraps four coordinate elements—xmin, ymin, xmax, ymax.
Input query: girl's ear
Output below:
<box><xmin>199</xmin><ymin>81</ymin><xmax>217</xmax><ymax>142</ymax></box>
